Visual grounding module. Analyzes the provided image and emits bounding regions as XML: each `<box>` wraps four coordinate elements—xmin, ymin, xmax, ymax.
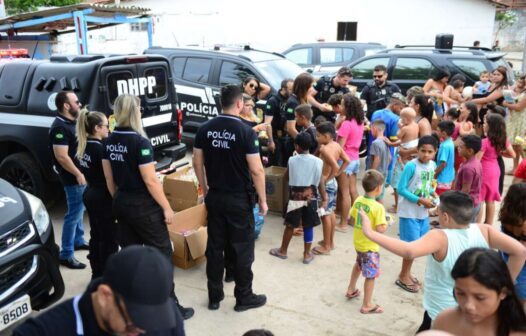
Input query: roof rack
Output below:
<box><xmin>395</xmin><ymin>45</ymin><xmax>492</xmax><ymax>52</ymax></box>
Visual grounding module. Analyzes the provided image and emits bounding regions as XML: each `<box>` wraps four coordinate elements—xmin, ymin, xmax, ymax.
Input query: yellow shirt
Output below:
<box><xmin>350</xmin><ymin>195</ymin><xmax>387</xmax><ymax>253</ymax></box>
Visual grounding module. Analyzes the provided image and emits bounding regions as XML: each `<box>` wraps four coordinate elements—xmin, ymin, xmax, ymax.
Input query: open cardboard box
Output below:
<box><xmin>163</xmin><ymin>167</ymin><xmax>204</xmax><ymax>211</ymax></box>
<box><xmin>265</xmin><ymin>166</ymin><xmax>288</xmax><ymax>213</ymax></box>
<box><xmin>168</xmin><ymin>203</ymin><xmax>208</xmax><ymax>269</ymax></box>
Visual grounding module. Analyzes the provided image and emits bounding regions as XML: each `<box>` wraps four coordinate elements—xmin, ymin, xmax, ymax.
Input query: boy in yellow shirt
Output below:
<box><xmin>346</xmin><ymin>170</ymin><xmax>388</xmax><ymax>314</ymax></box>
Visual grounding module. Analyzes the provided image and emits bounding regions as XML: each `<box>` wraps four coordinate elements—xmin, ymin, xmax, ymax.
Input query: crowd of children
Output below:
<box><xmin>265</xmin><ymin>67</ymin><xmax>526</xmax><ymax>333</ymax></box>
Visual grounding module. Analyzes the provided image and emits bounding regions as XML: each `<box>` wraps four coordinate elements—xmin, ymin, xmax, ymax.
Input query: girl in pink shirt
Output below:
<box><xmin>336</xmin><ymin>94</ymin><xmax>365</xmax><ymax>231</ymax></box>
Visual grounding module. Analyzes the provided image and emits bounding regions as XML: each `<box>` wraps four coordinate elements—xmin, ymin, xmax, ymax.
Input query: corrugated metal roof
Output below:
<box><xmin>0</xmin><ymin>3</ymin><xmax>150</xmax><ymax>32</ymax></box>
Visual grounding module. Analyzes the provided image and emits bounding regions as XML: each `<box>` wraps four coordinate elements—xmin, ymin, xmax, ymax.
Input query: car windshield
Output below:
<box><xmin>253</xmin><ymin>59</ymin><xmax>304</xmax><ymax>89</ymax></box>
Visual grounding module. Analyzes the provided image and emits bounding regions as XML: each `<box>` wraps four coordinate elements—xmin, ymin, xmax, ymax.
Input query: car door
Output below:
<box><xmin>390</xmin><ymin>56</ymin><xmax>437</xmax><ymax>93</ymax></box>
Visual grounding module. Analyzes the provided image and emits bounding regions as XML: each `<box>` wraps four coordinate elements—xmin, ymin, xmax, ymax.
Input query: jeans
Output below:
<box><xmin>60</xmin><ymin>184</ymin><xmax>87</xmax><ymax>260</ymax></box>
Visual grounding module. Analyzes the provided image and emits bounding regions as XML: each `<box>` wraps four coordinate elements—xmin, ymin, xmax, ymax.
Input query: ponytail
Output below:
<box><xmin>75</xmin><ymin>109</ymin><xmax>106</xmax><ymax>159</ymax></box>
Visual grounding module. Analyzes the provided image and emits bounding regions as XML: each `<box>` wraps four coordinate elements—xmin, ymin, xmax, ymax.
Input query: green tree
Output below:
<box><xmin>494</xmin><ymin>10</ymin><xmax>518</xmax><ymax>42</ymax></box>
<box><xmin>5</xmin><ymin>0</ymin><xmax>80</xmax><ymax>15</ymax></box>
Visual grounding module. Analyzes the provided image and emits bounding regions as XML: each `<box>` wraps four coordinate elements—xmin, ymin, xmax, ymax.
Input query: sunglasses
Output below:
<box><xmin>249</xmin><ymin>83</ymin><xmax>259</xmax><ymax>89</ymax></box>
<box><xmin>373</xmin><ymin>75</ymin><xmax>384</xmax><ymax>79</ymax></box>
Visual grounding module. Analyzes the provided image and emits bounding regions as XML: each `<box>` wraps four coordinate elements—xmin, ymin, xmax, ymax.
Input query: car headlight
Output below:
<box><xmin>20</xmin><ymin>190</ymin><xmax>51</xmax><ymax>241</ymax></box>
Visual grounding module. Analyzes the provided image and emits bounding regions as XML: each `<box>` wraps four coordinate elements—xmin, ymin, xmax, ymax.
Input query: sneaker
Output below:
<box><xmin>59</xmin><ymin>257</ymin><xmax>86</xmax><ymax>269</ymax></box>
<box><xmin>177</xmin><ymin>303</ymin><xmax>194</xmax><ymax>320</ymax></box>
<box><xmin>208</xmin><ymin>293</ymin><xmax>224</xmax><ymax>311</ymax></box>
<box><xmin>234</xmin><ymin>294</ymin><xmax>267</xmax><ymax>312</ymax></box>
<box><xmin>74</xmin><ymin>243</ymin><xmax>89</xmax><ymax>251</ymax></box>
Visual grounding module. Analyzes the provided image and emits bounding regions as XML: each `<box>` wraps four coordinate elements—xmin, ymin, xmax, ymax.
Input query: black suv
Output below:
<box><xmin>0</xmin><ymin>178</ymin><xmax>64</xmax><ymax>332</ymax></box>
<box><xmin>282</xmin><ymin>42</ymin><xmax>385</xmax><ymax>77</ymax></box>
<box><xmin>145</xmin><ymin>46</ymin><xmax>304</xmax><ymax>143</ymax></box>
<box><xmin>347</xmin><ymin>46</ymin><xmax>514</xmax><ymax>93</ymax></box>
<box><xmin>0</xmin><ymin>54</ymin><xmax>186</xmax><ymax>201</ymax></box>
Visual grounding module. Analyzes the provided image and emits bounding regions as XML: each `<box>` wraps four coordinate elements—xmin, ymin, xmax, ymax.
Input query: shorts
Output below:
<box><xmin>319</xmin><ymin>178</ymin><xmax>338</xmax><ymax>215</ymax></box>
<box><xmin>355</xmin><ymin>251</ymin><xmax>380</xmax><ymax>279</ymax></box>
<box><xmin>344</xmin><ymin>159</ymin><xmax>360</xmax><ymax>175</ymax></box>
<box><xmin>391</xmin><ymin>157</ymin><xmax>404</xmax><ymax>189</ymax></box>
<box><xmin>284</xmin><ymin>186</ymin><xmax>320</xmax><ymax>229</ymax></box>
<box><xmin>435</xmin><ymin>182</ymin><xmax>452</xmax><ymax>195</ymax></box>
<box><xmin>399</xmin><ymin>217</ymin><xmax>430</xmax><ymax>242</ymax></box>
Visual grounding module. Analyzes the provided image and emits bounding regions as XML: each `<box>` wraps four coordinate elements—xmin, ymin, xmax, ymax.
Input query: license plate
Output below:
<box><xmin>0</xmin><ymin>295</ymin><xmax>32</xmax><ymax>331</ymax></box>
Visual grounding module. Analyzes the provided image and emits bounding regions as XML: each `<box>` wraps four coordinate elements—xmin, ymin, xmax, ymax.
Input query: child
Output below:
<box><xmin>499</xmin><ymin>183</ymin><xmax>526</xmax><ymax>303</ymax></box>
<box><xmin>327</xmin><ymin>93</ymin><xmax>344</xmax><ymax>130</ymax></box>
<box><xmin>433</xmin><ymin>248</ymin><xmax>526</xmax><ymax>336</ymax></box>
<box><xmin>396</xmin><ymin>135</ymin><xmax>438</xmax><ymax>293</ymax></box>
<box><xmin>454</xmin><ymin>135</ymin><xmax>482</xmax><ymax>222</ymax></box>
<box><xmin>477</xmin><ymin>113</ymin><xmax>515</xmax><ymax>225</ymax></box>
<box><xmin>313</xmin><ymin>122</ymin><xmax>350</xmax><ymax>255</ymax></box>
<box><xmin>443</xmin><ymin>79</ymin><xmax>465</xmax><ymax>110</ymax></box>
<box><xmin>294</xmin><ymin>104</ymin><xmax>318</xmax><ymax>155</ymax></box>
<box><xmin>473</xmin><ymin>70</ymin><xmax>491</xmax><ymax>95</ymax></box>
<box><xmin>435</xmin><ymin>120</ymin><xmax>455</xmax><ymax>195</ymax></box>
<box><xmin>335</xmin><ymin>93</ymin><xmax>365</xmax><ymax>231</ymax></box>
<box><xmin>444</xmin><ymin>107</ymin><xmax>459</xmax><ymax>123</ymax></box>
<box><xmin>369</xmin><ymin>119</ymin><xmax>391</xmax><ymax>203</ymax></box>
<box><xmin>359</xmin><ymin>191</ymin><xmax>526</xmax><ymax>332</ymax></box>
<box><xmin>384</xmin><ymin>107</ymin><xmax>419</xmax><ymax>213</ymax></box>
<box><xmin>269</xmin><ymin>132</ymin><xmax>327</xmax><ymax>264</ymax></box>
<box><xmin>346</xmin><ymin>170</ymin><xmax>387</xmax><ymax>314</ymax></box>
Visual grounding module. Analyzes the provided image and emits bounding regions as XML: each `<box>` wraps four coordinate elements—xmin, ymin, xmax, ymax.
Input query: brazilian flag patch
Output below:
<box><xmin>266</xmin><ymin>104</ymin><xmax>271</xmax><ymax>109</ymax></box>
<box><xmin>287</xmin><ymin>108</ymin><xmax>293</xmax><ymax>114</ymax></box>
<box><xmin>141</xmin><ymin>148</ymin><xmax>151</xmax><ymax>156</ymax></box>
<box><xmin>254</xmin><ymin>140</ymin><xmax>259</xmax><ymax>147</ymax></box>
<box><xmin>55</xmin><ymin>133</ymin><xmax>64</xmax><ymax>139</ymax></box>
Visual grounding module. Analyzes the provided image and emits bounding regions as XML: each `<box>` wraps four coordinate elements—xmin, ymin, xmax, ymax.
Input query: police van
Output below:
<box><xmin>0</xmin><ymin>54</ymin><xmax>186</xmax><ymax>201</ymax></box>
<box><xmin>144</xmin><ymin>46</ymin><xmax>304</xmax><ymax>143</ymax></box>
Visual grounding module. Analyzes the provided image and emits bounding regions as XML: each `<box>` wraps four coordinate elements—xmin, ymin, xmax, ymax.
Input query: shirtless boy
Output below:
<box><xmin>384</xmin><ymin>107</ymin><xmax>420</xmax><ymax>213</ymax></box>
<box><xmin>313</xmin><ymin>121</ymin><xmax>350</xmax><ymax>254</ymax></box>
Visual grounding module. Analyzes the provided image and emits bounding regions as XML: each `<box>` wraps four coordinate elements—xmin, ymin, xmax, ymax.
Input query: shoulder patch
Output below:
<box><xmin>141</xmin><ymin>148</ymin><xmax>151</xmax><ymax>156</ymax></box>
<box><xmin>266</xmin><ymin>105</ymin><xmax>271</xmax><ymax>109</ymax></box>
<box><xmin>55</xmin><ymin>133</ymin><xmax>64</xmax><ymax>139</ymax></box>
<box><xmin>254</xmin><ymin>139</ymin><xmax>259</xmax><ymax>147</ymax></box>
<box><xmin>287</xmin><ymin>108</ymin><xmax>294</xmax><ymax>114</ymax></box>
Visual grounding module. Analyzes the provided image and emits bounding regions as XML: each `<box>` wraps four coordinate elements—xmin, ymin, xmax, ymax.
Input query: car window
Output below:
<box><xmin>284</xmin><ymin>48</ymin><xmax>312</xmax><ymax>66</ymax></box>
<box><xmin>392</xmin><ymin>57</ymin><xmax>435</xmax><ymax>80</ymax></box>
<box><xmin>320</xmin><ymin>47</ymin><xmax>355</xmax><ymax>65</ymax></box>
<box><xmin>0</xmin><ymin>63</ymin><xmax>31</xmax><ymax>105</ymax></box>
<box><xmin>450</xmin><ymin>59</ymin><xmax>487</xmax><ymax>81</ymax></box>
<box><xmin>182</xmin><ymin>58</ymin><xmax>211</xmax><ymax>83</ymax></box>
<box><xmin>350</xmin><ymin>57</ymin><xmax>390</xmax><ymax>80</ymax></box>
<box><xmin>171</xmin><ymin>57</ymin><xmax>186</xmax><ymax>78</ymax></box>
<box><xmin>144</xmin><ymin>67</ymin><xmax>167</xmax><ymax>100</ymax></box>
<box><xmin>107</xmin><ymin>71</ymin><xmax>133</xmax><ymax>105</ymax></box>
<box><xmin>219</xmin><ymin>61</ymin><xmax>257</xmax><ymax>86</ymax></box>
<box><xmin>253</xmin><ymin>59</ymin><xmax>304</xmax><ymax>90</ymax></box>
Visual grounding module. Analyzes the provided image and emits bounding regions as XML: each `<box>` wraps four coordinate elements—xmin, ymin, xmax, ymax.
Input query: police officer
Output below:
<box><xmin>49</xmin><ymin>90</ymin><xmax>88</xmax><ymax>269</ymax></box>
<box><xmin>13</xmin><ymin>246</ymin><xmax>185</xmax><ymax>336</ymax></box>
<box><xmin>193</xmin><ymin>84</ymin><xmax>268</xmax><ymax>312</ymax></box>
<box><xmin>309</xmin><ymin>67</ymin><xmax>352</xmax><ymax>122</ymax></box>
<box><xmin>264</xmin><ymin>78</ymin><xmax>293</xmax><ymax>167</ymax></box>
<box><xmin>75</xmin><ymin>110</ymin><xmax>117</xmax><ymax>279</ymax></box>
<box><xmin>102</xmin><ymin>94</ymin><xmax>194</xmax><ymax>320</ymax></box>
<box><xmin>360</xmin><ymin>64</ymin><xmax>401</xmax><ymax>120</ymax></box>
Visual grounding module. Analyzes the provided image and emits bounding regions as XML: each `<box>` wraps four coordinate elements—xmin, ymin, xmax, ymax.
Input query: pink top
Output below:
<box><xmin>337</xmin><ymin>118</ymin><xmax>364</xmax><ymax>160</ymax></box>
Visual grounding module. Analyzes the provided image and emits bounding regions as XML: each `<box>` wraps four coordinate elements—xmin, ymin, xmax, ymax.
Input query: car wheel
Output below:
<box><xmin>0</xmin><ymin>152</ymin><xmax>45</xmax><ymax>199</ymax></box>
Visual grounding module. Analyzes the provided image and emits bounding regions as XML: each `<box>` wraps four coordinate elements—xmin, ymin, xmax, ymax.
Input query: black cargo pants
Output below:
<box><xmin>83</xmin><ymin>184</ymin><xmax>118</xmax><ymax>279</ymax></box>
<box><xmin>205</xmin><ymin>190</ymin><xmax>255</xmax><ymax>302</ymax></box>
<box><xmin>113</xmin><ymin>191</ymin><xmax>181</xmax><ymax>303</ymax></box>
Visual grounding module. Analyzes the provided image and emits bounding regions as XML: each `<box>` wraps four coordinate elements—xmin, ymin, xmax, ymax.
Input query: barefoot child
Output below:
<box><xmin>434</xmin><ymin>120</ymin><xmax>456</xmax><ymax>195</ymax></box>
<box><xmin>396</xmin><ymin>135</ymin><xmax>439</xmax><ymax>293</ymax></box>
<box><xmin>313</xmin><ymin>122</ymin><xmax>350</xmax><ymax>255</ymax></box>
<box><xmin>369</xmin><ymin>120</ymin><xmax>391</xmax><ymax>204</ymax></box>
<box><xmin>385</xmin><ymin>107</ymin><xmax>419</xmax><ymax>213</ymax></box>
<box><xmin>454</xmin><ymin>135</ymin><xmax>482</xmax><ymax>222</ymax></box>
<box><xmin>269</xmin><ymin>132</ymin><xmax>327</xmax><ymax>264</ymax></box>
<box><xmin>346</xmin><ymin>170</ymin><xmax>387</xmax><ymax>314</ymax></box>
<box><xmin>359</xmin><ymin>191</ymin><xmax>526</xmax><ymax>332</ymax></box>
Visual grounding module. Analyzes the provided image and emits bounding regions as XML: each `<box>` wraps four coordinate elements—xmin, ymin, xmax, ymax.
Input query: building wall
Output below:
<box><xmin>493</xmin><ymin>9</ymin><xmax>526</xmax><ymax>51</ymax></box>
<box><xmin>55</xmin><ymin>0</ymin><xmax>497</xmax><ymax>56</ymax></box>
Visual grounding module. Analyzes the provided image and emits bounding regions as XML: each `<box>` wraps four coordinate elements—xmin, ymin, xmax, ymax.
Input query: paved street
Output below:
<box><xmin>6</xmin><ymin>155</ymin><xmax>516</xmax><ymax>335</ymax></box>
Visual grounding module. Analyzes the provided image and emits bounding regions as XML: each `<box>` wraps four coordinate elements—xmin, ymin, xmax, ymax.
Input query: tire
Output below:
<box><xmin>0</xmin><ymin>152</ymin><xmax>45</xmax><ymax>199</ymax></box>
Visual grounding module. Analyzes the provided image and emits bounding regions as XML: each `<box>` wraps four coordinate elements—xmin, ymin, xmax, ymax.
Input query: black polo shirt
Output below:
<box><xmin>194</xmin><ymin>114</ymin><xmax>259</xmax><ymax>193</ymax></box>
<box><xmin>360</xmin><ymin>81</ymin><xmax>401</xmax><ymax>119</ymax></box>
<box><xmin>79</xmin><ymin>139</ymin><xmax>106</xmax><ymax>188</ymax></box>
<box><xmin>49</xmin><ymin>114</ymin><xmax>79</xmax><ymax>186</ymax></box>
<box><xmin>102</xmin><ymin>127</ymin><xmax>154</xmax><ymax>193</ymax></box>
<box><xmin>13</xmin><ymin>280</ymin><xmax>185</xmax><ymax>336</ymax></box>
<box><xmin>265</xmin><ymin>92</ymin><xmax>288</xmax><ymax>134</ymax></box>
<box><xmin>285</xmin><ymin>94</ymin><xmax>300</xmax><ymax>121</ymax></box>
<box><xmin>313</xmin><ymin>76</ymin><xmax>350</xmax><ymax>121</ymax></box>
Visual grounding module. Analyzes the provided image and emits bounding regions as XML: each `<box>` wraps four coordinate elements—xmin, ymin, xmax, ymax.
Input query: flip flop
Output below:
<box><xmin>317</xmin><ymin>240</ymin><xmax>336</xmax><ymax>250</ymax></box>
<box><xmin>345</xmin><ymin>289</ymin><xmax>360</xmax><ymax>299</ymax></box>
<box><xmin>360</xmin><ymin>305</ymin><xmax>384</xmax><ymax>314</ymax></box>
<box><xmin>395</xmin><ymin>279</ymin><xmax>419</xmax><ymax>293</ymax></box>
<box><xmin>269</xmin><ymin>248</ymin><xmax>287</xmax><ymax>260</ymax></box>
<box><xmin>312</xmin><ymin>246</ymin><xmax>330</xmax><ymax>256</ymax></box>
<box><xmin>335</xmin><ymin>225</ymin><xmax>349</xmax><ymax>233</ymax></box>
<box><xmin>303</xmin><ymin>253</ymin><xmax>315</xmax><ymax>264</ymax></box>
<box><xmin>410</xmin><ymin>276</ymin><xmax>422</xmax><ymax>286</ymax></box>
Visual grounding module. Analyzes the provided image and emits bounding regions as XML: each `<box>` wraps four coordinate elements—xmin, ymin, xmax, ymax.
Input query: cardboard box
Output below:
<box><xmin>168</xmin><ymin>203</ymin><xmax>208</xmax><ymax>269</ymax></box>
<box><xmin>265</xmin><ymin>166</ymin><xmax>288</xmax><ymax>213</ymax></box>
<box><xmin>163</xmin><ymin>167</ymin><xmax>203</xmax><ymax>211</ymax></box>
